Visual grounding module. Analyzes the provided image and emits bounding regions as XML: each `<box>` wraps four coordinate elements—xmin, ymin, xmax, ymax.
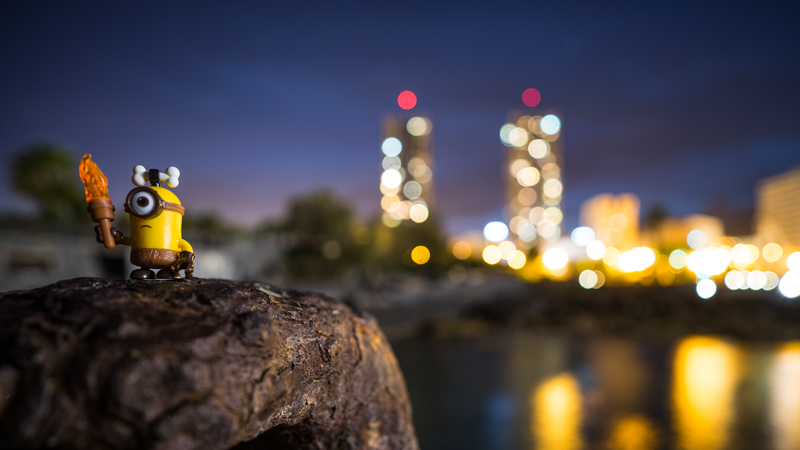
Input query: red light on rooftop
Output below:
<box><xmin>522</xmin><ymin>88</ymin><xmax>541</xmax><ymax>107</ymax></box>
<box><xmin>397</xmin><ymin>90</ymin><xmax>417</xmax><ymax>110</ymax></box>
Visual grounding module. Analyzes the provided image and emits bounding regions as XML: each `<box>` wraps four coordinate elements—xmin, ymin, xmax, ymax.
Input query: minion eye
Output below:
<box><xmin>131</xmin><ymin>191</ymin><xmax>156</xmax><ymax>216</ymax></box>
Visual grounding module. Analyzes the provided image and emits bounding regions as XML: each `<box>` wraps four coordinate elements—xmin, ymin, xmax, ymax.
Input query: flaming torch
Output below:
<box><xmin>79</xmin><ymin>154</ymin><xmax>116</xmax><ymax>249</ymax></box>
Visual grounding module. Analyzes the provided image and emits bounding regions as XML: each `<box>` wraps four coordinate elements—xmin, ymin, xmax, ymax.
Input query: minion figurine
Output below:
<box><xmin>96</xmin><ymin>165</ymin><xmax>194</xmax><ymax>280</ymax></box>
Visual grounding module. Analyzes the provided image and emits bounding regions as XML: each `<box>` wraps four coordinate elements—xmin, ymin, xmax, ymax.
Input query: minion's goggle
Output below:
<box><xmin>124</xmin><ymin>187</ymin><xmax>185</xmax><ymax>219</ymax></box>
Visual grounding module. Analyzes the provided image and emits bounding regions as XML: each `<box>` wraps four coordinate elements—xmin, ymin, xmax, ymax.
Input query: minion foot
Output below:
<box><xmin>157</xmin><ymin>269</ymin><xmax>180</xmax><ymax>279</ymax></box>
<box><xmin>130</xmin><ymin>268</ymin><xmax>156</xmax><ymax>280</ymax></box>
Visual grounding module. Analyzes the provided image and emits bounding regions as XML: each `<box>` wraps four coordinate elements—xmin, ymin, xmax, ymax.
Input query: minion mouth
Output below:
<box><xmin>140</xmin><ymin>225</ymin><xmax>152</xmax><ymax>229</ymax></box>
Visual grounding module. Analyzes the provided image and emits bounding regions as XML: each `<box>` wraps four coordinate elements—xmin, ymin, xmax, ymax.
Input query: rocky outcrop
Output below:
<box><xmin>0</xmin><ymin>278</ymin><xmax>418</xmax><ymax>449</ymax></box>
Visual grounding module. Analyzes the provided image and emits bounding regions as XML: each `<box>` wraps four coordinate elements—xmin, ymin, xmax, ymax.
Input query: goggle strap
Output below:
<box><xmin>163</xmin><ymin>201</ymin><xmax>185</xmax><ymax>215</ymax></box>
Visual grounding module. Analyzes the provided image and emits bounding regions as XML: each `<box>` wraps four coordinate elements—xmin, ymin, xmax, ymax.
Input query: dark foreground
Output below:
<box><xmin>0</xmin><ymin>278</ymin><xmax>418</xmax><ymax>449</ymax></box>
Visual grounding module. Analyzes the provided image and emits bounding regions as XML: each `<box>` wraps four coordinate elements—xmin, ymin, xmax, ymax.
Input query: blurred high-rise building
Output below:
<box><xmin>379</xmin><ymin>114</ymin><xmax>434</xmax><ymax>226</ymax></box>
<box><xmin>580</xmin><ymin>193</ymin><xmax>640</xmax><ymax>250</ymax></box>
<box><xmin>500</xmin><ymin>112</ymin><xmax>563</xmax><ymax>249</ymax></box>
<box><xmin>755</xmin><ymin>166</ymin><xmax>800</xmax><ymax>246</ymax></box>
<box><xmin>642</xmin><ymin>214</ymin><xmax>723</xmax><ymax>250</ymax></box>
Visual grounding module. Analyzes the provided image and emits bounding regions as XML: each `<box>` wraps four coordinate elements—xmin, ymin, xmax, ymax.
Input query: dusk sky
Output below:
<box><xmin>1</xmin><ymin>1</ymin><xmax>799</xmax><ymax>234</ymax></box>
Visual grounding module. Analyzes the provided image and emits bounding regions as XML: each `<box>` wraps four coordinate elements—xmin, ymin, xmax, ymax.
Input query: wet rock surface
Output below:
<box><xmin>0</xmin><ymin>278</ymin><xmax>418</xmax><ymax>449</ymax></box>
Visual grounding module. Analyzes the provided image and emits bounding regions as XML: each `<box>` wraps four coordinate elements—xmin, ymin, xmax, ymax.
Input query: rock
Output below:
<box><xmin>0</xmin><ymin>278</ymin><xmax>418</xmax><ymax>449</ymax></box>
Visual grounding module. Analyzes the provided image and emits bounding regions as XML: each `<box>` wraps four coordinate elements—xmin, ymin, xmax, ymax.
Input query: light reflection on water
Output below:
<box><xmin>532</xmin><ymin>373</ymin><xmax>582</xmax><ymax>450</ymax></box>
<box><xmin>673</xmin><ymin>337</ymin><xmax>741</xmax><ymax>450</ymax></box>
<box><xmin>392</xmin><ymin>333</ymin><xmax>800</xmax><ymax>450</ymax></box>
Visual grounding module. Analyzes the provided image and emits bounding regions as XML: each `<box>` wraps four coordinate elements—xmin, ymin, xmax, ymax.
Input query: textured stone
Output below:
<box><xmin>0</xmin><ymin>278</ymin><xmax>418</xmax><ymax>449</ymax></box>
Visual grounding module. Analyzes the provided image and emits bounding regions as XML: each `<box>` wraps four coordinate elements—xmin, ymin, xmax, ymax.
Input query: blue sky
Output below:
<box><xmin>1</xmin><ymin>1</ymin><xmax>799</xmax><ymax>234</ymax></box>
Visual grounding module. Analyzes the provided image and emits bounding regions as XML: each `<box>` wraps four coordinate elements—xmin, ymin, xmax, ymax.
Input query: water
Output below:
<box><xmin>393</xmin><ymin>332</ymin><xmax>800</xmax><ymax>450</ymax></box>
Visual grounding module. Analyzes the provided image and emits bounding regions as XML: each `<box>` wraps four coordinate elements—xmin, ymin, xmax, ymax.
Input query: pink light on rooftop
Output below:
<box><xmin>397</xmin><ymin>90</ymin><xmax>417</xmax><ymax>110</ymax></box>
<box><xmin>522</xmin><ymin>88</ymin><xmax>541</xmax><ymax>107</ymax></box>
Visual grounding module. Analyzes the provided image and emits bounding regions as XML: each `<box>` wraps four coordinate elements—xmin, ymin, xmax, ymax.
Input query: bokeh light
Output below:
<box><xmin>618</xmin><ymin>247</ymin><xmax>657</xmax><ymax>273</ymax></box>
<box><xmin>381</xmin><ymin>137</ymin><xmax>402</xmax><ymax>157</ymax></box>
<box><xmin>406</xmin><ymin>117</ymin><xmax>430</xmax><ymax>136</ymax></box>
<box><xmin>746</xmin><ymin>245</ymin><xmax>760</xmax><ymax>264</ymax></box>
<box><xmin>731</xmin><ymin>244</ymin><xmax>749</xmax><ymax>264</ymax></box>
<box><xmin>409</xmin><ymin>158</ymin><xmax>432</xmax><ymax>183</ymax></box>
<box><xmin>594</xmin><ymin>271</ymin><xmax>606</xmax><ymax>289</ymax></box>
<box><xmin>765</xmin><ymin>271</ymin><xmax>780</xmax><ymax>290</ymax></box>
<box><xmin>517</xmin><ymin>222</ymin><xmax>537</xmax><ymax>242</ymax></box>
<box><xmin>725</xmin><ymin>271</ymin><xmax>743</xmax><ymax>290</ymax></box>
<box><xmin>522</xmin><ymin>88</ymin><xmax>541</xmax><ymax>107</ymax></box>
<box><xmin>411</xmin><ymin>246</ymin><xmax>430</xmax><ymax>264</ymax></box>
<box><xmin>696</xmin><ymin>279</ymin><xmax>717</xmax><ymax>299</ymax></box>
<box><xmin>686</xmin><ymin>247</ymin><xmax>731</xmax><ymax>279</ymax></box>
<box><xmin>499</xmin><ymin>124</ymin><xmax>516</xmax><ymax>146</ymax></box>
<box><xmin>579</xmin><ymin>270</ymin><xmax>598</xmax><ymax>289</ymax></box>
<box><xmin>409</xmin><ymin>203</ymin><xmax>429</xmax><ymax>223</ymax></box>
<box><xmin>484</xmin><ymin>221</ymin><xmax>509</xmax><ymax>243</ymax></box>
<box><xmin>380</xmin><ymin>194</ymin><xmax>400</xmax><ymax>211</ymax></box>
<box><xmin>779</xmin><ymin>270</ymin><xmax>800</xmax><ymax>298</ymax></box>
<box><xmin>763</xmin><ymin>243</ymin><xmax>783</xmax><ymax>263</ymax></box>
<box><xmin>542</xmin><ymin>248</ymin><xmax>568</xmax><ymax>270</ymax></box>
<box><xmin>571</xmin><ymin>227</ymin><xmax>596</xmax><ymax>247</ymax></box>
<box><xmin>508</xmin><ymin>127</ymin><xmax>529</xmax><ymax>147</ymax></box>
<box><xmin>603</xmin><ymin>247</ymin><xmax>621</xmax><ymax>266</ymax></box>
<box><xmin>380</xmin><ymin>182</ymin><xmax>400</xmax><ymax>196</ymax></box>
<box><xmin>397</xmin><ymin>90</ymin><xmax>417</xmax><ymax>110</ymax></box>
<box><xmin>483</xmin><ymin>245</ymin><xmax>501</xmax><ymax>265</ymax></box>
<box><xmin>543</xmin><ymin>179</ymin><xmax>563</xmax><ymax>198</ymax></box>
<box><xmin>498</xmin><ymin>241</ymin><xmax>516</xmax><ymax>259</ymax></box>
<box><xmin>509</xmin><ymin>159</ymin><xmax>530</xmax><ymax>177</ymax></box>
<box><xmin>518</xmin><ymin>187</ymin><xmax>537</xmax><ymax>206</ymax></box>
<box><xmin>747</xmin><ymin>270</ymin><xmax>767</xmax><ymax>290</ymax></box>
<box><xmin>544</xmin><ymin>207</ymin><xmax>563</xmax><ymax>225</ymax></box>
<box><xmin>403</xmin><ymin>181</ymin><xmax>422</xmax><ymax>199</ymax></box>
<box><xmin>787</xmin><ymin>252</ymin><xmax>800</xmax><ymax>271</ymax></box>
<box><xmin>687</xmin><ymin>230</ymin><xmax>706</xmax><ymax>249</ymax></box>
<box><xmin>382</xmin><ymin>212</ymin><xmax>401</xmax><ymax>228</ymax></box>
<box><xmin>540</xmin><ymin>114</ymin><xmax>561</xmax><ymax>135</ymax></box>
<box><xmin>586</xmin><ymin>240</ymin><xmax>606</xmax><ymax>260</ymax></box>
<box><xmin>528</xmin><ymin>139</ymin><xmax>550</xmax><ymax>159</ymax></box>
<box><xmin>538</xmin><ymin>221</ymin><xmax>561</xmax><ymax>241</ymax></box>
<box><xmin>322</xmin><ymin>240</ymin><xmax>341</xmax><ymax>260</ymax></box>
<box><xmin>382</xmin><ymin>156</ymin><xmax>401</xmax><ymax>170</ymax></box>
<box><xmin>508</xmin><ymin>250</ymin><xmax>527</xmax><ymax>269</ymax></box>
<box><xmin>381</xmin><ymin>169</ymin><xmax>402</xmax><ymax>189</ymax></box>
<box><xmin>453</xmin><ymin>241</ymin><xmax>471</xmax><ymax>260</ymax></box>
<box><xmin>541</xmin><ymin>163</ymin><xmax>560</xmax><ymax>180</ymax></box>
<box><xmin>529</xmin><ymin>207</ymin><xmax>546</xmax><ymax>224</ymax></box>
<box><xmin>517</xmin><ymin>167</ymin><xmax>541</xmax><ymax>187</ymax></box>
<box><xmin>669</xmin><ymin>249</ymin><xmax>688</xmax><ymax>270</ymax></box>
<box><xmin>389</xmin><ymin>200</ymin><xmax>410</xmax><ymax>220</ymax></box>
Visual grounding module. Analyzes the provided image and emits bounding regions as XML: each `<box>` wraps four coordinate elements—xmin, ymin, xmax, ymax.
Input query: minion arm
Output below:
<box><xmin>178</xmin><ymin>238</ymin><xmax>193</xmax><ymax>253</ymax></box>
<box><xmin>95</xmin><ymin>226</ymin><xmax>131</xmax><ymax>246</ymax></box>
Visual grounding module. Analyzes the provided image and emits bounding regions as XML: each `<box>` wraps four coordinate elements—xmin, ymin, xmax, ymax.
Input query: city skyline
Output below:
<box><xmin>1</xmin><ymin>1</ymin><xmax>799</xmax><ymax>235</ymax></box>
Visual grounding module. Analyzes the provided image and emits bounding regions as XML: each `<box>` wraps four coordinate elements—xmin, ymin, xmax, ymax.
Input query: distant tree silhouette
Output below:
<box><xmin>279</xmin><ymin>190</ymin><xmax>363</xmax><ymax>279</ymax></box>
<box><xmin>9</xmin><ymin>143</ymin><xmax>87</xmax><ymax>223</ymax></box>
<box><xmin>643</xmin><ymin>203</ymin><xmax>669</xmax><ymax>230</ymax></box>
<box><xmin>369</xmin><ymin>212</ymin><xmax>452</xmax><ymax>273</ymax></box>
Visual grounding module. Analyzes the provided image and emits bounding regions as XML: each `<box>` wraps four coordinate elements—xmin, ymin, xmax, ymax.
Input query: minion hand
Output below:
<box><xmin>175</xmin><ymin>251</ymin><xmax>195</xmax><ymax>279</ymax></box>
<box><xmin>95</xmin><ymin>225</ymin><xmax>125</xmax><ymax>245</ymax></box>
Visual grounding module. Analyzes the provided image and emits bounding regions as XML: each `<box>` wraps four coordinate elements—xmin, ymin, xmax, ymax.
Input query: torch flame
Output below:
<box><xmin>79</xmin><ymin>154</ymin><xmax>109</xmax><ymax>201</ymax></box>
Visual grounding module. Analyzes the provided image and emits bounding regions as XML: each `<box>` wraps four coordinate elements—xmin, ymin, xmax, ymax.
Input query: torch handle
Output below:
<box><xmin>87</xmin><ymin>198</ymin><xmax>117</xmax><ymax>249</ymax></box>
<box><xmin>99</xmin><ymin>218</ymin><xmax>116</xmax><ymax>249</ymax></box>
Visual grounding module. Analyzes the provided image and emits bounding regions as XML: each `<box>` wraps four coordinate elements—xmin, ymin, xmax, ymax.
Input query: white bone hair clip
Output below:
<box><xmin>132</xmin><ymin>165</ymin><xmax>181</xmax><ymax>188</ymax></box>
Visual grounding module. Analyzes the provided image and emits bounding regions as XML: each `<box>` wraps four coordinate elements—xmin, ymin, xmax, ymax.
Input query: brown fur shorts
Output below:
<box><xmin>130</xmin><ymin>248</ymin><xmax>180</xmax><ymax>269</ymax></box>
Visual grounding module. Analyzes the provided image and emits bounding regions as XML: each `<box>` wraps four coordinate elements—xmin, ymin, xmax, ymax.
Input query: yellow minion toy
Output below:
<box><xmin>96</xmin><ymin>165</ymin><xmax>194</xmax><ymax>280</ymax></box>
